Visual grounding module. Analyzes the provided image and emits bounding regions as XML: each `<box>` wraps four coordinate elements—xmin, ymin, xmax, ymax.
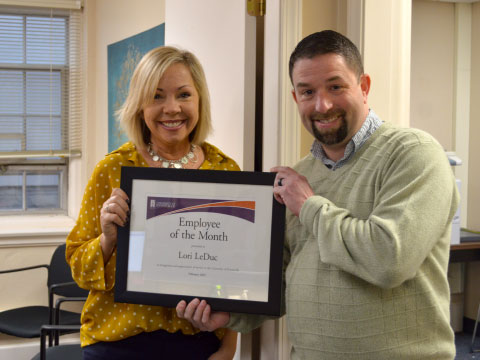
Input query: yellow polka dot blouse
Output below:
<box><xmin>66</xmin><ymin>142</ymin><xmax>240</xmax><ymax>347</ymax></box>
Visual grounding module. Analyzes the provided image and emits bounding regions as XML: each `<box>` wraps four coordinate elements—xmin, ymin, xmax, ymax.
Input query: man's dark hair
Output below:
<box><xmin>289</xmin><ymin>30</ymin><xmax>364</xmax><ymax>83</ymax></box>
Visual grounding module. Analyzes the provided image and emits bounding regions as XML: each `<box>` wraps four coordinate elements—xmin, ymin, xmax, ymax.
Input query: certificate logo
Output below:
<box><xmin>147</xmin><ymin>197</ymin><xmax>255</xmax><ymax>223</ymax></box>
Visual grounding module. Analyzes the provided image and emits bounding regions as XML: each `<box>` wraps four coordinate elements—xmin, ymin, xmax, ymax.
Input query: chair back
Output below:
<box><xmin>47</xmin><ymin>244</ymin><xmax>88</xmax><ymax>298</ymax></box>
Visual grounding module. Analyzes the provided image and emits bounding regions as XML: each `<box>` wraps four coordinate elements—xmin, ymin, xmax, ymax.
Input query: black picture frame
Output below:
<box><xmin>114</xmin><ymin>166</ymin><xmax>285</xmax><ymax>316</ymax></box>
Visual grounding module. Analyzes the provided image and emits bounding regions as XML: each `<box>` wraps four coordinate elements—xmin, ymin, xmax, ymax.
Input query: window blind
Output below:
<box><xmin>0</xmin><ymin>1</ymin><xmax>82</xmax><ymax>10</ymax></box>
<box><xmin>0</xmin><ymin>6</ymin><xmax>83</xmax><ymax>161</ymax></box>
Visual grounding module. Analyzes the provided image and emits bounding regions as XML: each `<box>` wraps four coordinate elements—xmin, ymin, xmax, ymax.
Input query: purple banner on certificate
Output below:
<box><xmin>146</xmin><ymin>197</ymin><xmax>256</xmax><ymax>223</ymax></box>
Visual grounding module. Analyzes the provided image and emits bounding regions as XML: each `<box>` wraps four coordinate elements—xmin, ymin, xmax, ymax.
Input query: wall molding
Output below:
<box><xmin>279</xmin><ymin>0</ymin><xmax>302</xmax><ymax>168</ymax></box>
<box><xmin>453</xmin><ymin>2</ymin><xmax>472</xmax><ymax>228</ymax></box>
<box><xmin>0</xmin><ymin>214</ymin><xmax>74</xmax><ymax>247</ymax></box>
<box><xmin>0</xmin><ymin>235</ymin><xmax>68</xmax><ymax>248</ymax></box>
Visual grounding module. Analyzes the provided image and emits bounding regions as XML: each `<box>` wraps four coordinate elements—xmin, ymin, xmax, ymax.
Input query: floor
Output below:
<box><xmin>456</xmin><ymin>332</ymin><xmax>480</xmax><ymax>359</ymax></box>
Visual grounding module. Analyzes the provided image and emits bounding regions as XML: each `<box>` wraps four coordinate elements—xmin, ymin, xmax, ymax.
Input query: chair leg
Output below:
<box><xmin>471</xmin><ymin>303</ymin><xmax>480</xmax><ymax>353</ymax></box>
<box><xmin>49</xmin><ymin>290</ymin><xmax>54</xmax><ymax>347</ymax></box>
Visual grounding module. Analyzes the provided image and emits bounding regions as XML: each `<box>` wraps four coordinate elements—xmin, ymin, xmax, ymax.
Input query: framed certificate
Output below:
<box><xmin>115</xmin><ymin>166</ymin><xmax>285</xmax><ymax>316</ymax></box>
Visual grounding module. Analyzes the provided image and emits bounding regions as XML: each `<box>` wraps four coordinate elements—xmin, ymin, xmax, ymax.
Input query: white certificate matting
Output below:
<box><xmin>126</xmin><ymin>179</ymin><xmax>272</xmax><ymax>302</ymax></box>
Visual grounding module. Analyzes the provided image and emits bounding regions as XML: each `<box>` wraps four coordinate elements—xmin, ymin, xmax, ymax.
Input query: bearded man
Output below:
<box><xmin>177</xmin><ymin>30</ymin><xmax>459</xmax><ymax>360</ymax></box>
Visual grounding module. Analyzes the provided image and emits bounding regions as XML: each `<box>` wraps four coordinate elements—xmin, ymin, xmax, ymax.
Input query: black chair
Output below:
<box><xmin>0</xmin><ymin>243</ymin><xmax>88</xmax><ymax>345</ymax></box>
<box><xmin>30</xmin><ymin>296</ymin><xmax>86</xmax><ymax>360</ymax></box>
<box><xmin>30</xmin><ymin>324</ymin><xmax>82</xmax><ymax>360</ymax></box>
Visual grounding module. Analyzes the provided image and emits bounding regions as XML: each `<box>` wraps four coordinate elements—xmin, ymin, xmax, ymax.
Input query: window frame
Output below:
<box><xmin>0</xmin><ymin>164</ymin><xmax>68</xmax><ymax>215</ymax></box>
<box><xmin>0</xmin><ymin>6</ymin><xmax>81</xmax><ymax>215</ymax></box>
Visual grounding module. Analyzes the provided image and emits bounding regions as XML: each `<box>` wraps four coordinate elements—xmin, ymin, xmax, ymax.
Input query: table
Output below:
<box><xmin>449</xmin><ymin>233</ymin><xmax>480</xmax><ymax>334</ymax></box>
<box><xmin>450</xmin><ymin>242</ymin><xmax>480</xmax><ymax>263</ymax></box>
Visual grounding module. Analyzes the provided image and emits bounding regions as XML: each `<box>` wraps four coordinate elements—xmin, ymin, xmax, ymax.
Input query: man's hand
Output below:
<box><xmin>176</xmin><ymin>299</ymin><xmax>230</xmax><ymax>332</ymax></box>
<box><xmin>271</xmin><ymin>166</ymin><xmax>314</xmax><ymax>217</ymax></box>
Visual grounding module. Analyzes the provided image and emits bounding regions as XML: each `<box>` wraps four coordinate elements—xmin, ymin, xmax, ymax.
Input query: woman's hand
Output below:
<box><xmin>208</xmin><ymin>329</ymin><xmax>237</xmax><ymax>360</ymax></box>
<box><xmin>100</xmin><ymin>188</ymin><xmax>130</xmax><ymax>263</ymax></box>
<box><xmin>176</xmin><ymin>299</ymin><xmax>230</xmax><ymax>332</ymax></box>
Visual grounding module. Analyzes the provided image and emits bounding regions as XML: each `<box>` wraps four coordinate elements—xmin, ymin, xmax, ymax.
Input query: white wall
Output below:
<box><xmin>363</xmin><ymin>0</ymin><xmax>411</xmax><ymax>127</ymax></box>
<box><xmin>463</xmin><ymin>0</ymin><xmax>480</xmax><ymax>322</ymax></box>
<box><xmin>85</xmin><ymin>0</ymin><xmax>166</xmax><ymax>181</ymax></box>
<box><xmin>410</xmin><ymin>0</ymin><xmax>455</xmax><ymax>150</ymax></box>
<box><xmin>164</xmin><ymin>0</ymin><xmax>255</xmax><ymax>170</ymax></box>
<box><xmin>411</xmin><ymin>0</ymin><xmax>479</xmax><ymax>234</ymax></box>
<box><xmin>468</xmin><ymin>0</ymin><xmax>480</xmax><ymax>231</ymax></box>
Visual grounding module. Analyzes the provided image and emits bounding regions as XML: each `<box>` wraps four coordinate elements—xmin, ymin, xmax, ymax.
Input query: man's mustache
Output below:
<box><xmin>310</xmin><ymin>109</ymin><xmax>345</xmax><ymax>121</ymax></box>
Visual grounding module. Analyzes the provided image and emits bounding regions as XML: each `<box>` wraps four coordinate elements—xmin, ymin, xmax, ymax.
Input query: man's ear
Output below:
<box><xmin>291</xmin><ymin>89</ymin><xmax>298</xmax><ymax>104</ymax></box>
<box><xmin>360</xmin><ymin>74</ymin><xmax>371</xmax><ymax>103</ymax></box>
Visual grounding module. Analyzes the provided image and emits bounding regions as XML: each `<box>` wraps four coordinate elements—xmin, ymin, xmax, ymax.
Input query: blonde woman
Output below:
<box><xmin>67</xmin><ymin>46</ymin><xmax>238</xmax><ymax>360</ymax></box>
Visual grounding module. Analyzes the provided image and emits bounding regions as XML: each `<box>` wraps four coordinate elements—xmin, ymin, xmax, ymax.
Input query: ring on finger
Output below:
<box><xmin>106</xmin><ymin>204</ymin><xmax>110</xmax><ymax>213</ymax></box>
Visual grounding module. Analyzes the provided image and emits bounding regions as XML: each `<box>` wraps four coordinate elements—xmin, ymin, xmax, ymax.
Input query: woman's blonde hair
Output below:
<box><xmin>116</xmin><ymin>46</ymin><xmax>212</xmax><ymax>149</ymax></box>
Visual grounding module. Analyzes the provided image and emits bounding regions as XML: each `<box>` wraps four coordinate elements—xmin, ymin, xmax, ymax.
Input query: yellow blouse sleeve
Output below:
<box><xmin>66</xmin><ymin>155</ymin><xmax>122</xmax><ymax>291</ymax></box>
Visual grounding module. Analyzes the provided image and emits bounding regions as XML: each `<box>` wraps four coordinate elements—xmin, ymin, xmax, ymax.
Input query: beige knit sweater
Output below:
<box><xmin>229</xmin><ymin>122</ymin><xmax>459</xmax><ymax>360</ymax></box>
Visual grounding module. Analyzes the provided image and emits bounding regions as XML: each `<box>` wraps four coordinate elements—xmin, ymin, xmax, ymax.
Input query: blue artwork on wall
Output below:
<box><xmin>107</xmin><ymin>24</ymin><xmax>165</xmax><ymax>152</ymax></box>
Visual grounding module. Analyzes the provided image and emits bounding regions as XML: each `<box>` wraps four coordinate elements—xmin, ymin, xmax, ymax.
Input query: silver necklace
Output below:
<box><xmin>147</xmin><ymin>143</ymin><xmax>197</xmax><ymax>169</ymax></box>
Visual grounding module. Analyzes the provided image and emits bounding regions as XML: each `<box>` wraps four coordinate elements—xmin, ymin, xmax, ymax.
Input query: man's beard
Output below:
<box><xmin>310</xmin><ymin>109</ymin><xmax>348</xmax><ymax>145</ymax></box>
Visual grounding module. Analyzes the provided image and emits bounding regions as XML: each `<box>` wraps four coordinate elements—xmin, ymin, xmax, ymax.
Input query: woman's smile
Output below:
<box><xmin>158</xmin><ymin>120</ymin><xmax>186</xmax><ymax>129</ymax></box>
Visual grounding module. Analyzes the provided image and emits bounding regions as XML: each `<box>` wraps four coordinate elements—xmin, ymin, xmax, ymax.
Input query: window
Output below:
<box><xmin>0</xmin><ymin>5</ymin><xmax>82</xmax><ymax>214</ymax></box>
